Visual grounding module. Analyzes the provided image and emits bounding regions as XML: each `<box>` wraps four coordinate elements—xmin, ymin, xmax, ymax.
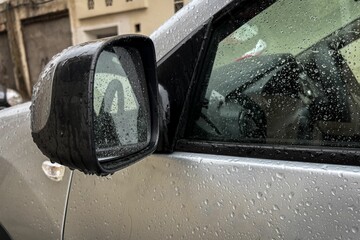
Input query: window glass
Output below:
<box><xmin>93</xmin><ymin>47</ymin><xmax>150</xmax><ymax>160</ymax></box>
<box><xmin>340</xmin><ymin>38</ymin><xmax>360</xmax><ymax>83</ymax></box>
<box><xmin>187</xmin><ymin>0</ymin><xmax>360</xmax><ymax>148</ymax></box>
<box><xmin>94</xmin><ymin>51</ymin><xmax>138</xmax><ymax>116</ymax></box>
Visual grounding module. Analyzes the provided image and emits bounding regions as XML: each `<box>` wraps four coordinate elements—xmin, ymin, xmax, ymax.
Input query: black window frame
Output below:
<box><xmin>175</xmin><ymin>0</ymin><xmax>360</xmax><ymax>167</ymax></box>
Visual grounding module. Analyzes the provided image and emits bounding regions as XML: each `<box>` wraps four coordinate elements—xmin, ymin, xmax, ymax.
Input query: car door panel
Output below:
<box><xmin>0</xmin><ymin>103</ymin><xmax>71</xmax><ymax>240</ymax></box>
<box><xmin>64</xmin><ymin>152</ymin><xmax>360</xmax><ymax>239</ymax></box>
<box><xmin>64</xmin><ymin>1</ymin><xmax>360</xmax><ymax>239</ymax></box>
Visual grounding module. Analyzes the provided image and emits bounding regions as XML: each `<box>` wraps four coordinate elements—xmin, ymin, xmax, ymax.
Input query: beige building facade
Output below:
<box><xmin>0</xmin><ymin>0</ymin><xmax>190</xmax><ymax>98</ymax></box>
<box><xmin>68</xmin><ymin>0</ymin><xmax>191</xmax><ymax>44</ymax></box>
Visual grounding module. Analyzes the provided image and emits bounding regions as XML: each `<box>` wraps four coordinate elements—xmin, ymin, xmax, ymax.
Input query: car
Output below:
<box><xmin>1</xmin><ymin>0</ymin><xmax>360</xmax><ymax>239</ymax></box>
<box><xmin>0</xmin><ymin>83</ymin><xmax>23</xmax><ymax>110</ymax></box>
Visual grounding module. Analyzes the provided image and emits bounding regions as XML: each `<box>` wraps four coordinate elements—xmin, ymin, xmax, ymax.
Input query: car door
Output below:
<box><xmin>0</xmin><ymin>103</ymin><xmax>72</xmax><ymax>240</ymax></box>
<box><xmin>64</xmin><ymin>0</ymin><xmax>360</xmax><ymax>239</ymax></box>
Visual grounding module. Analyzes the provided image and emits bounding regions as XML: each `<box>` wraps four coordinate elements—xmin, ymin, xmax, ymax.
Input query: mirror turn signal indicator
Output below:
<box><xmin>42</xmin><ymin>161</ymin><xmax>65</xmax><ymax>182</ymax></box>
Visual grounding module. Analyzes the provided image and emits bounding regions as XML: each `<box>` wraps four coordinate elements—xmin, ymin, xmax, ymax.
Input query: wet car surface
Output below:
<box><xmin>1</xmin><ymin>0</ymin><xmax>360</xmax><ymax>239</ymax></box>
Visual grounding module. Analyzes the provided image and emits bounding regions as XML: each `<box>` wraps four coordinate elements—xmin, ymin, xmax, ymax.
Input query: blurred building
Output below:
<box><xmin>0</xmin><ymin>0</ymin><xmax>70</xmax><ymax>99</ymax></box>
<box><xmin>0</xmin><ymin>0</ymin><xmax>190</xmax><ymax>99</ymax></box>
<box><xmin>69</xmin><ymin>0</ymin><xmax>191</xmax><ymax>44</ymax></box>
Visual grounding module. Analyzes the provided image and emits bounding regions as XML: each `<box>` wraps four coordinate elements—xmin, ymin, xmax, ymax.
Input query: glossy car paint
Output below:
<box><xmin>0</xmin><ymin>103</ymin><xmax>71</xmax><ymax>240</ymax></box>
<box><xmin>64</xmin><ymin>0</ymin><xmax>360</xmax><ymax>239</ymax></box>
<box><xmin>64</xmin><ymin>153</ymin><xmax>360</xmax><ymax>239</ymax></box>
<box><xmin>151</xmin><ymin>0</ymin><xmax>232</xmax><ymax>61</ymax></box>
<box><xmin>1</xmin><ymin>0</ymin><xmax>360</xmax><ymax>239</ymax></box>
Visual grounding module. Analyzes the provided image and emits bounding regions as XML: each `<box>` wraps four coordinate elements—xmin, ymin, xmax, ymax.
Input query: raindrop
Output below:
<box><xmin>273</xmin><ymin>205</ymin><xmax>280</xmax><ymax>211</ymax></box>
<box><xmin>288</xmin><ymin>192</ymin><xmax>295</xmax><ymax>199</ymax></box>
<box><xmin>331</xmin><ymin>189</ymin><xmax>336</xmax><ymax>196</ymax></box>
<box><xmin>276</xmin><ymin>172</ymin><xmax>285</xmax><ymax>179</ymax></box>
<box><xmin>347</xmin><ymin>205</ymin><xmax>355</xmax><ymax>211</ymax></box>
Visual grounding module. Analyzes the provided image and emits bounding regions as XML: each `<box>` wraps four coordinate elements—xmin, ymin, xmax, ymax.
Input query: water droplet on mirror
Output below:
<box><xmin>256</xmin><ymin>192</ymin><xmax>263</xmax><ymax>199</ymax></box>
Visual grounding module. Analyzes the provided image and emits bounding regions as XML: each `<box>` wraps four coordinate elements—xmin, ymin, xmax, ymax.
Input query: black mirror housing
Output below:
<box><xmin>31</xmin><ymin>35</ymin><xmax>159</xmax><ymax>175</ymax></box>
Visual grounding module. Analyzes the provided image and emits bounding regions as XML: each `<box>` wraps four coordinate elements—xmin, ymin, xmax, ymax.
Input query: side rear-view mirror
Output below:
<box><xmin>31</xmin><ymin>35</ymin><xmax>159</xmax><ymax>175</ymax></box>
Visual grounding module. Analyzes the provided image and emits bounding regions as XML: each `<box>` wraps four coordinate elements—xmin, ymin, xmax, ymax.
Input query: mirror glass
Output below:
<box><xmin>93</xmin><ymin>46</ymin><xmax>150</xmax><ymax>161</ymax></box>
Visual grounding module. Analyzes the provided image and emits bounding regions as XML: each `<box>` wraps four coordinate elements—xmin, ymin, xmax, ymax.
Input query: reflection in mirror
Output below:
<box><xmin>93</xmin><ymin>46</ymin><xmax>150</xmax><ymax>161</ymax></box>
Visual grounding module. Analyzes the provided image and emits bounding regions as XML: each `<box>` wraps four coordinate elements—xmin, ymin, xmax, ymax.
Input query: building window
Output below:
<box><xmin>85</xmin><ymin>26</ymin><xmax>118</xmax><ymax>40</ymax></box>
<box><xmin>88</xmin><ymin>0</ymin><xmax>94</xmax><ymax>9</ymax></box>
<box><xmin>174</xmin><ymin>0</ymin><xmax>184</xmax><ymax>13</ymax></box>
<box><xmin>135</xmin><ymin>23</ymin><xmax>141</xmax><ymax>33</ymax></box>
<box><xmin>105</xmin><ymin>0</ymin><xmax>113</xmax><ymax>6</ymax></box>
<box><xmin>126</xmin><ymin>0</ymin><xmax>133</xmax><ymax>2</ymax></box>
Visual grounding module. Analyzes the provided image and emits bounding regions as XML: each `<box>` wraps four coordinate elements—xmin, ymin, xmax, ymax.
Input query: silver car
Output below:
<box><xmin>1</xmin><ymin>0</ymin><xmax>360</xmax><ymax>239</ymax></box>
<box><xmin>0</xmin><ymin>84</ymin><xmax>23</xmax><ymax>110</ymax></box>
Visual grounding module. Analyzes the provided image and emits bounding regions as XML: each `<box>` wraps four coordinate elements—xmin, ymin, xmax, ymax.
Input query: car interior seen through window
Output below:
<box><xmin>187</xmin><ymin>0</ymin><xmax>360</xmax><ymax>149</ymax></box>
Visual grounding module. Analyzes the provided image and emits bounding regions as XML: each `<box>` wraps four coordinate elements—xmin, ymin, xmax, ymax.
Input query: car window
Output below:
<box><xmin>186</xmin><ymin>0</ymin><xmax>360</xmax><ymax>148</ymax></box>
<box><xmin>340</xmin><ymin>38</ymin><xmax>360</xmax><ymax>83</ymax></box>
